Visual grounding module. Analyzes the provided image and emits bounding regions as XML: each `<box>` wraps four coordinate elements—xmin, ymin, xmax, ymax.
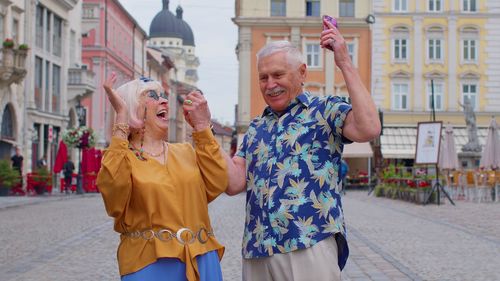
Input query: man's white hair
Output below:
<box><xmin>256</xmin><ymin>41</ymin><xmax>304</xmax><ymax>68</ymax></box>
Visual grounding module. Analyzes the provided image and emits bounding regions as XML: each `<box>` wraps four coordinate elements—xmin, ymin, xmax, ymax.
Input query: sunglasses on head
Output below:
<box><xmin>146</xmin><ymin>90</ymin><xmax>169</xmax><ymax>101</ymax></box>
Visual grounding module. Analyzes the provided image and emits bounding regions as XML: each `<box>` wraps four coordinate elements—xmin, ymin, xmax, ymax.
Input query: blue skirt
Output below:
<box><xmin>121</xmin><ymin>250</ymin><xmax>222</xmax><ymax>281</ymax></box>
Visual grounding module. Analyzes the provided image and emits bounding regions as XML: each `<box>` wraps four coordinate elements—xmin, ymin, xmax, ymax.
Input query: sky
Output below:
<box><xmin>120</xmin><ymin>0</ymin><xmax>238</xmax><ymax>125</ymax></box>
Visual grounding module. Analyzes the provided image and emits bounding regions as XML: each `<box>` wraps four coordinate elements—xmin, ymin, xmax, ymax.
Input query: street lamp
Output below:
<box><xmin>75</xmin><ymin>99</ymin><xmax>87</xmax><ymax>194</ymax></box>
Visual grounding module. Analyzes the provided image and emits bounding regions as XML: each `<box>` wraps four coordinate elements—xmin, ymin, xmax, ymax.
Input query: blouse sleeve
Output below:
<box><xmin>96</xmin><ymin>137</ymin><xmax>132</xmax><ymax>220</ymax></box>
<box><xmin>192</xmin><ymin>128</ymin><xmax>229</xmax><ymax>202</ymax></box>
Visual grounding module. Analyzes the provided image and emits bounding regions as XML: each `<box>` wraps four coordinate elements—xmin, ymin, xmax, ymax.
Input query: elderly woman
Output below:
<box><xmin>97</xmin><ymin>72</ymin><xmax>228</xmax><ymax>281</ymax></box>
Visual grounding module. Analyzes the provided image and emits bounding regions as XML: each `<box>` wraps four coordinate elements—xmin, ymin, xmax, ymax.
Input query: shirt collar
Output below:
<box><xmin>262</xmin><ymin>92</ymin><xmax>312</xmax><ymax>117</ymax></box>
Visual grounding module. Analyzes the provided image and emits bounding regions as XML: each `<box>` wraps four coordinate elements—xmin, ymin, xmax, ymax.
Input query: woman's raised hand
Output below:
<box><xmin>182</xmin><ymin>90</ymin><xmax>211</xmax><ymax>132</ymax></box>
<box><xmin>103</xmin><ymin>72</ymin><xmax>127</xmax><ymax>122</ymax></box>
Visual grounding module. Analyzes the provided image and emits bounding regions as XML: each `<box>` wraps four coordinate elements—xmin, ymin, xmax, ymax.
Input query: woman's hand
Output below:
<box><xmin>182</xmin><ymin>91</ymin><xmax>211</xmax><ymax>132</ymax></box>
<box><xmin>103</xmin><ymin>72</ymin><xmax>127</xmax><ymax>122</ymax></box>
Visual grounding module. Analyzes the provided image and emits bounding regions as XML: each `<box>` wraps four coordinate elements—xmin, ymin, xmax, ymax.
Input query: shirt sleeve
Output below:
<box><xmin>326</xmin><ymin>96</ymin><xmax>352</xmax><ymax>144</ymax></box>
<box><xmin>96</xmin><ymin>137</ymin><xmax>132</xmax><ymax>220</ymax></box>
<box><xmin>192</xmin><ymin>128</ymin><xmax>229</xmax><ymax>202</ymax></box>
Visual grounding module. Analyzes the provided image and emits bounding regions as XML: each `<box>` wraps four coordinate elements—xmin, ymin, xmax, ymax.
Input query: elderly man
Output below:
<box><xmin>224</xmin><ymin>19</ymin><xmax>380</xmax><ymax>281</ymax></box>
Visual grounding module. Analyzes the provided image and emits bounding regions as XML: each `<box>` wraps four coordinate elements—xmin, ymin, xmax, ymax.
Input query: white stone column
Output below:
<box><xmin>413</xmin><ymin>16</ymin><xmax>423</xmax><ymax>111</ymax></box>
<box><xmin>448</xmin><ymin>16</ymin><xmax>458</xmax><ymax>110</ymax></box>
<box><xmin>237</xmin><ymin>26</ymin><xmax>251</xmax><ymax>135</ymax></box>
<box><xmin>291</xmin><ymin>26</ymin><xmax>301</xmax><ymax>47</ymax></box>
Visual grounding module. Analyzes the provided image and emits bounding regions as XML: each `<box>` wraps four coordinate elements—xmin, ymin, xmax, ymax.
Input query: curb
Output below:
<box><xmin>0</xmin><ymin>193</ymin><xmax>101</xmax><ymax>210</ymax></box>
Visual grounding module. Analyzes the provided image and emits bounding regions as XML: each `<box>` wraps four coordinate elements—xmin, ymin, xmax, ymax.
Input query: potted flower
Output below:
<box><xmin>32</xmin><ymin>167</ymin><xmax>51</xmax><ymax>195</ymax></box>
<box><xmin>62</xmin><ymin>126</ymin><xmax>96</xmax><ymax>149</ymax></box>
<box><xmin>2</xmin><ymin>38</ymin><xmax>15</xmax><ymax>66</ymax></box>
<box><xmin>15</xmin><ymin>43</ymin><xmax>29</xmax><ymax>68</ymax></box>
<box><xmin>0</xmin><ymin>160</ymin><xmax>20</xmax><ymax>196</ymax></box>
<box><xmin>2</xmin><ymin>38</ymin><xmax>14</xmax><ymax>49</ymax></box>
<box><xmin>18</xmin><ymin>44</ymin><xmax>29</xmax><ymax>50</ymax></box>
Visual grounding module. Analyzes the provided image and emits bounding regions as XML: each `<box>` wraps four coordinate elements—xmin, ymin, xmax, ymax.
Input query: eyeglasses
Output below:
<box><xmin>146</xmin><ymin>90</ymin><xmax>169</xmax><ymax>101</ymax></box>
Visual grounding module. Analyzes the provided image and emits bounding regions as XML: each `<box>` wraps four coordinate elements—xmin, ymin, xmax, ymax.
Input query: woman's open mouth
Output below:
<box><xmin>156</xmin><ymin>109</ymin><xmax>168</xmax><ymax>121</ymax></box>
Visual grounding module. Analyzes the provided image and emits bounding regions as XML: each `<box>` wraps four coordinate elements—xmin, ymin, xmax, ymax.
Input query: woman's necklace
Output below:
<box><xmin>129</xmin><ymin>142</ymin><xmax>165</xmax><ymax>160</ymax></box>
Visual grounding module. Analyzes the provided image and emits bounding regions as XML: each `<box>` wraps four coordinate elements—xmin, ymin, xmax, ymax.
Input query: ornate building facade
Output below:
<box><xmin>372</xmin><ymin>0</ymin><xmax>500</xmax><ymax>167</ymax></box>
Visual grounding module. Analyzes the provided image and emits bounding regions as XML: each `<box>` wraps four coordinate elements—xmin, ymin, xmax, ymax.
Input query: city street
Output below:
<box><xmin>0</xmin><ymin>191</ymin><xmax>499</xmax><ymax>281</ymax></box>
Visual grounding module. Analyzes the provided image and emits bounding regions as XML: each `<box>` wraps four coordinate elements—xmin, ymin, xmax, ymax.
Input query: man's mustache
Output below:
<box><xmin>265</xmin><ymin>87</ymin><xmax>285</xmax><ymax>96</ymax></box>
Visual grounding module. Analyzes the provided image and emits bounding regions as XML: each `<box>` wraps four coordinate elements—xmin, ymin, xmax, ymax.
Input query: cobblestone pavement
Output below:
<box><xmin>0</xmin><ymin>191</ymin><xmax>498</xmax><ymax>281</ymax></box>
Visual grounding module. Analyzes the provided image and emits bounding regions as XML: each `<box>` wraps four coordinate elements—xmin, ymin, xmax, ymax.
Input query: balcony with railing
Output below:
<box><xmin>0</xmin><ymin>48</ymin><xmax>28</xmax><ymax>87</ymax></box>
<box><xmin>67</xmin><ymin>68</ymin><xmax>96</xmax><ymax>101</ymax></box>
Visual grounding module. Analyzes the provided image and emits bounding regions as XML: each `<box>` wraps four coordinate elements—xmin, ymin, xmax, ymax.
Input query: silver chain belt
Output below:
<box><xmin>123</xmin><ymin>227</ymin><xmax>214</xmax><ymax>245</ymax></box>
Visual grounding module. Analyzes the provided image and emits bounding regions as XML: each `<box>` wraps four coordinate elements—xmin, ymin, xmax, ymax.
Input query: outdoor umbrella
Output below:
<box><xmin>438</xmin><ymin>124</ymin><xmax>460</xmax><ymax>170</ymax></box>
<box><xmin>480</xmin><ymin>118</ymin><xmax>500</xmax><ymax>170</ymax></box>
<box><xmin>53</xmin><ymin>140</ymin><xmax>68</xmax><ymax>173</ymax></box>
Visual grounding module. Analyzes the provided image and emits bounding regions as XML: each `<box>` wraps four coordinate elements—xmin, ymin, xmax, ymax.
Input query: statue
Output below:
<box><xmin>459</xmin><ymin>98</ymin><xmax>481</xmax><ymax>152</ymax></box>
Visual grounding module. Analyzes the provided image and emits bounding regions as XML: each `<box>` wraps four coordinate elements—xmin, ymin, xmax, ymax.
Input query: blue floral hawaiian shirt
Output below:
<box><xmin>236</xmin><ymin>92</ymin><xmax>352</xmax><ymax>270</ymax></box>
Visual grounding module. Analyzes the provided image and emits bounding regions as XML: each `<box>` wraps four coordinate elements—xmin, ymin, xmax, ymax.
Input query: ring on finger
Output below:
<box><xmin>184</xmin><ymin>99</ymin><xmax>193</xmax><ymax>105</ymax></box>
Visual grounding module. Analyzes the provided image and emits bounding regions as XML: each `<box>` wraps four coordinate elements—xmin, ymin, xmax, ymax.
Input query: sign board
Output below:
<box><xmin>48</xmin><ymin>126</ymin><xmax>53</xmax><ymax>143</ymax></box>
<box><xmin>415</xmin><ymin>121</ymin><xmax>442</xmax><ymax>165</ymax></box>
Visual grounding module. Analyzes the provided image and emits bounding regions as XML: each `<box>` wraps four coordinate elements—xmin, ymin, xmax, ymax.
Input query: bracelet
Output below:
<box><xmin>112</xmin><ymin>123</ymin><xmax>130</xmax><ymax>137</ymax></box>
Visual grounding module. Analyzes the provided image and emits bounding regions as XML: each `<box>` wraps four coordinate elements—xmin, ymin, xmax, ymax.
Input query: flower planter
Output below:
<box><xmin>0</xmin><ymin>186</ymin><xmax>10</xmax><ymax>196</ymax></box>
<box><xmin>2</xmin><ymin>48</ymin><xmax>15</xmax><ymax>67</ymax></box>
<box><xmin>15</xmin><ymin>50</ymin><xmax>27</xmax><ymax>68</ymax></box>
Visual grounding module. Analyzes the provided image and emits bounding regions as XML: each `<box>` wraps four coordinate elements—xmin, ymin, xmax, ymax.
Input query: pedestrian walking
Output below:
<box><xmin>63</xmin><ymin>158</ymin><xmax>75</xmax><ymax>194</ymax></box>
<box><xmin>11</xmin><ymin>146</ymin><xmax>23</xmax><ymax>176</ymax></box>
<box><xmin>97</xmin><ymin>73</ymin><xmax>228</xmax><ymax>281</ymax></box>
<box><xmin>223</xmin><ymin>17</ymin><xmax>380</xmax><ymax>281</ymax></box>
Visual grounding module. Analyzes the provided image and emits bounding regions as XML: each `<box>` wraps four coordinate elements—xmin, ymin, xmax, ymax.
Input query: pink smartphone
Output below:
<box><xmin>323</xmin><ymin>15</ymin><xmax>338</xmax><ymax>29</ymax></box>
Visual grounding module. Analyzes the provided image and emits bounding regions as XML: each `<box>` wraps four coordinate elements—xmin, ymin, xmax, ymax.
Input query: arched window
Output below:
<box><xmin>459</xmin><ymin>26</ymin><xmax>479</xmax><ymax>64</ymax></box>
<box><xmin>1</xmin><ymin>105</ymin><xmax>15</xmax><ymax>140</ymax></box>
<box><xmin>426</xmin><ymin>26</ymin><xmax>444</xmax><ymax>63</ymax></box>
<box><xmin>391</xmin><ymin>26</ymin><xmax>410</xmax><ymax>63</ymax></box>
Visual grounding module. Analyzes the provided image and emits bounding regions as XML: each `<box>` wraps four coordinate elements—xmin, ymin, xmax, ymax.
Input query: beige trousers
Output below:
<box><xmin>242</xmin><ymin>235</ymin><xmax>341</xmax><ymax>281</ymax></box>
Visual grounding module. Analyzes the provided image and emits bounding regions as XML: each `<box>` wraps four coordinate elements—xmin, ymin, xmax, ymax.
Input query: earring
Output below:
<box><xmin>136</xmin><ymin>107</ymin><xmax>147</xmax><ymax>161</ymax></box>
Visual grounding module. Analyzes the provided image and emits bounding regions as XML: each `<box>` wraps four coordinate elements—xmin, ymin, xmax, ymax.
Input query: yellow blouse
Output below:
<box><xmin>96</xmin><ymin>128</ymin><xmax>228</xmax><ymax>281</ymax></box>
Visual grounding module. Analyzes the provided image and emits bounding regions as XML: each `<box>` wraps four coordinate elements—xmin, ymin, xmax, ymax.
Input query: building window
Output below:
<box><xmin>393</xmin><ymin>38</ymin><xmax>407</xmax><ymax>61</ymax></box>
<box><xmin>428</xmin><ymin>0</ymin><xmax>441</xmax><ymax>12</ymax></box>
<box><xmin>392</xmin><ymin>82</ymin><xmax>409</xmax><ymax>110</ymax></box>
<box><xmin>462</xmin><ymin>83</ymin><xmax>477</xmax><ymax>110</ymax></box>
<box><xmin>462</xmin><ymin>39</ymin><xmax>477</xmax><ymax>62</ymax></box>
<box><xmin>12</xmin><ymin>19</ymin><xmax>19</xmax><ymax>44</ymax></box>
<box><xmin>52</xmin><ymin>65</ymin><xmax>61</xmax><ymax>114</ymax></box>
<box><xmin>347</xmin><ymin>41</ymin><xmax>358</xmax><ymax>67</ymax></box>
<box><xmin>428</xmin><ymin>39</ymin><xmax>442</xmax><ymax>61</ymax></box>
<box><xmin>392</xmin><ymin>26</ymin><xmax>409</xmax><ymax>63</ymax></box>
<box><xmin>45</xmin><ymin>11</ymin><xmax>51</xmax><ymax>52</ymax></box>
<box><xmin>83</xmin><ymin>7</ymin><xmax>94</xmax><ymax>18</ymax></box>
<box><xmin>393</xmin><ymin>0</ymin><xmax>408</xmax><ymax>12</ymax></box>
<box><xmin>460</xmin><ymin>27</ymin><xmax>478</xmax><ymax>64</ymax></box>
<box><xmin>70</xmin><ymin>30</ymin><xmax>76</xmax><ymax>66</ymax></box>
<box><xmin>339</xmin><ymin>0</ymin><xmax>354</xmax><ymax>17</ymax></box>
<box><xmin>45</xmin><ymin>61</ymin><xmax>50</xmax><ymax>111</ymax></box>
<box><xmin>462</xmin><ymin>0</ymin><xmax>477</xmax><ymax>12</ymax></box>
<box><xmin>306</xmin><ymin>0</ymin><xmax>320</xmax><ymax>17</ymax></box>
<box><xmin>1</xmin><ymin>105</ymin><xmax>14</xmax><ymax>139</ymax></box>
<box><xmin>427</xmin><ymin>81</ymin><xmax>443</xmax><ymax>111</ymax></box>
<box><xmin>34</xmin><ymin>57</ymin><xmax>43</xmax><ymax>108</ymax></box>
<box><xmin>271</xmin><ymin>0</ymin><xmax>286</xmax><ymax>17</ymax></box>
<box><xmin>305</xmin><ymin>43</ymin><xmax>321</xmax><ymax>68</ymax></box>
<box><xmin>35</xmin><ymin>5</ymin><xmax>43</xmax><ymax>48</ymax></box>
<box><xmin>53</xmin><ymin>16</ymin><xmax>62</xmax><ymax>57</ymax></box>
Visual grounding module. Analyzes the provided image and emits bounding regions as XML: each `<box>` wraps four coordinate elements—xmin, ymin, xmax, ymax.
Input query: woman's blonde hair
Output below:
<box><xmin>115</xmin><ymin>78</ymin><xmax>163</xmax><ymax>129</ymax></box>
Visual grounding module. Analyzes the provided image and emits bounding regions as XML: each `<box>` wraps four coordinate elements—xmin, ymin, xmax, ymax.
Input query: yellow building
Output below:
<box><xmin>372</xmin><ymin>0</ymin><xmax>500</xmax><ymax>167</ymax></box>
